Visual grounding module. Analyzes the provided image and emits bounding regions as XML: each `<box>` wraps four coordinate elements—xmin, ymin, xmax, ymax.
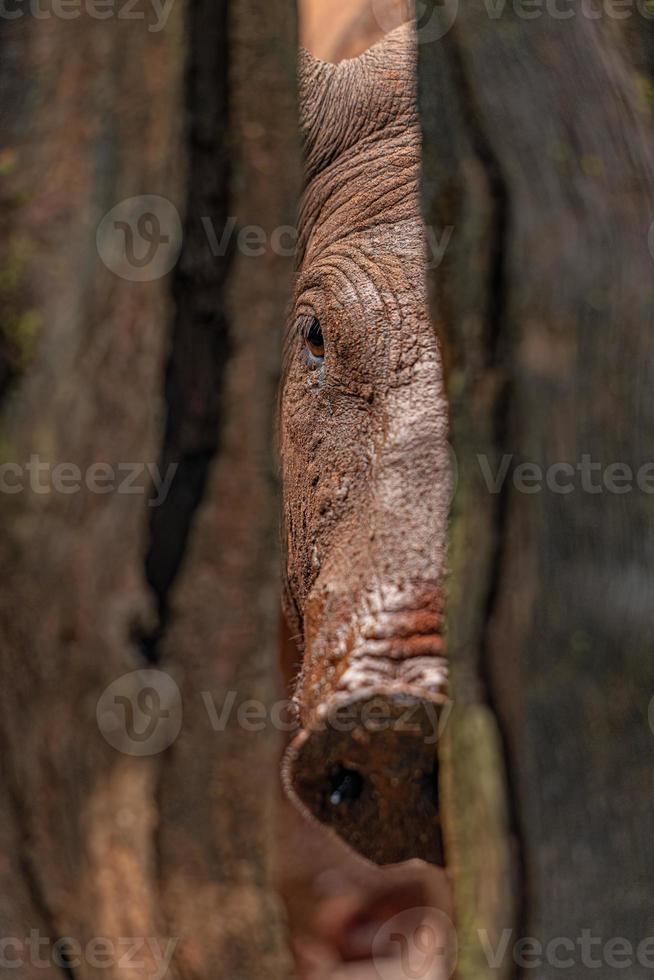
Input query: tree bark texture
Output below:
<box><xmin>0</xmin><ymin>0</ymin><xmax>300</xmax><ymax>978</ymax></box>
<box><xmin>420</xmin><ymin>4</ymin><xmax>654</xmax><ymax>978</ymax></box>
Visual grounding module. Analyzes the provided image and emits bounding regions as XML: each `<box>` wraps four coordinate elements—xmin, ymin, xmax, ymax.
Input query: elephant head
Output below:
<box><xmin>279</xmin><ymin>25</ymin><xmax>452</xmax><ymax>865</ymax></box>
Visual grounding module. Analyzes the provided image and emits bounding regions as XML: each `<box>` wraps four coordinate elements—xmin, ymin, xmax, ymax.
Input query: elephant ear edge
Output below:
<box><xmin>297</xmin><ymin>23</ymin><xmax>417</xmax><ymax>187</ymax></box>
<box><xmin>297</xmin><ymin>47</ymin><xmax>338</xmax><ymax>184</ymax></box>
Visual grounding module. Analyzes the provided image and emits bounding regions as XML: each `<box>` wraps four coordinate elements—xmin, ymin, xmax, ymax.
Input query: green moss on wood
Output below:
<box><xmin>2</xmin><ymin>310</ymin><xmax>42</xmax><ymax>371</ymax></box>
<box><xmin>636</xmin><ymin>73</ymin><xmax>654</xmax><ymax>110</ymax></box>
<box><xmin>441</xmin><ymin>705</ymin><xmax>515</xmax><ymax>980</ymax></box>
<box><xmin>0</xmin><ymin>226</ymin><xmax>42</xmax><ymax>386</ymax></box>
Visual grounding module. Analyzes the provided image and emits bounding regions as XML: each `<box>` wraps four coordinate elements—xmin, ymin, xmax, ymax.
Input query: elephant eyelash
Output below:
<box><xmin>295</xmin><ymin>314</ymin><xmax>325</xmax><ymax>393</ymax></box>
<box><xmin>297</xmin><ymin>313</ymin><xmax>325</xmax><ymax>365</ymax></box>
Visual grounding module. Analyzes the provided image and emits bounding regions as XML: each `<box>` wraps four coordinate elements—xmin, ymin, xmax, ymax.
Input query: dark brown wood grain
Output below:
<box><xmin>155</xmin><ymin>1</ymin><xmax>300</xmax><ymax>976</ymax></box>
<box><xmin>0</xmin><ymin>2</ymin><xmax>299</xmax><ymax>978</ymax></box>
<box><xmin>0</xmin><ymin>8</ymin><xmax>186</xmax><ymax>977</ymax></box>
<box><xmin>420</xmin><ymin>4</ymin><xmax>654</xmax><ymax>978</ymax></box>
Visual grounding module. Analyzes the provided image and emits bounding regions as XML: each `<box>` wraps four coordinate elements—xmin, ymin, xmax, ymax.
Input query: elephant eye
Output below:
<box><xmin>302</xmin><ymin>316</ymin><xmax>325</xmax><ymax>362</ymax></box>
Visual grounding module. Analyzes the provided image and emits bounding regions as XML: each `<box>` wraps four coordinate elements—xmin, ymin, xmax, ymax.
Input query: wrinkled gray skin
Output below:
<box><xmin>279</xmin><ymin>25</ymin><xmax>452</xmax><ymax>865</ymax></box>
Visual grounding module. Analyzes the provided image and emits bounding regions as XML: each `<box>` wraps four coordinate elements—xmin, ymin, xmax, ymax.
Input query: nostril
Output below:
<box><xmin>328</xmin><ymin>765</ymin><xmax>363</xmax><ymax>806</ymax></box>
<box><xmin>283</xmin><ymin>692</ymin><xmax>446</xmax><ymax>865</ymax></box>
